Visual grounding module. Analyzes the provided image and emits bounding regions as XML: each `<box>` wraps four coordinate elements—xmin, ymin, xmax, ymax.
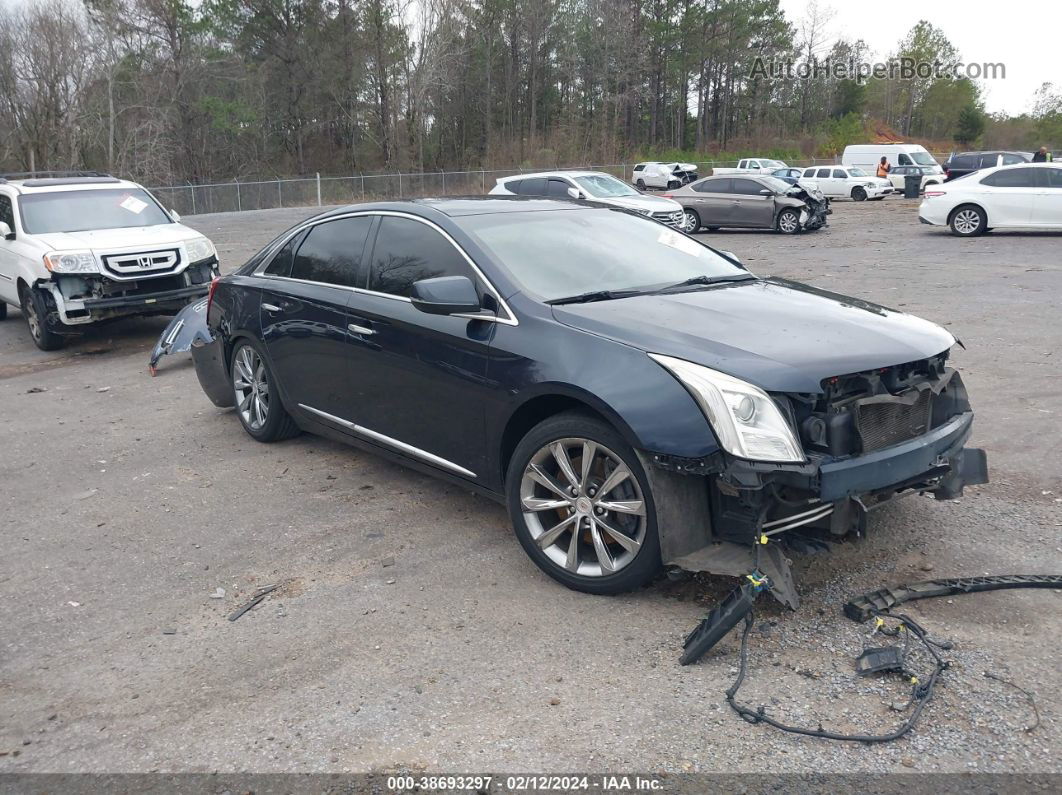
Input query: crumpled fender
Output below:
<box><xmin>148</xmin><ymin>298</ymin><xmax>211</xmax><ymax>375</ymax></box>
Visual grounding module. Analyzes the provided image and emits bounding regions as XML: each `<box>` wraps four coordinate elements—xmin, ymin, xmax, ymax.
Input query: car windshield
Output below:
<box><xmin>574</xmin><ymin>174</ymin><xmax>639</xmax><ymax>198</ymax></box>
<box><xmin>849</xmin><ymin>167</ymin><xmax>868</xmax><ymax>177</ymax></box>
<box><xmin>910</xmin><ymin>151</ymin><xmax>937</xmax><ymax>166</ymax></box>
<box><xmin>759</xmin><ymin>176</ymin><xmax>792</xmax><ymax>193</ymax></box>
<box><xmin>19</xmin><ymin>188</ymin><xmax>172</xmax><ymax>234</ymax></box>
<box><xmin>458</xmin><ymin>209</ymin><xmax>750</xmax><ymax>302</ymax></box>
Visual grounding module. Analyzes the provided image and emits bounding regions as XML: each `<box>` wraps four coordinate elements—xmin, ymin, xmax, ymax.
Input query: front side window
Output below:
<box><xmin>898</xmin><ymin>153</ymin><xmax>913</xmax><ymax>165</ymax></box>
<box><xmin>0</xmin><ymin>195</ymin><xmax>14</xmax><ymax>231</ymax></box>
<box><xmin>1045</xmin><ymin>168</ymin><xmax>1062</xmax><ymax>188</ymax></box>
<box><xmin>18</xmin><ymin>188</ymin><xmax>171</xmax><ymax>234</ymax></box>
<box><xmin>547</xmin><ymin>179</ymin><xmax>571</xmax><ymax>198</ymax></box>
<box><xmin>457</xmin><ymin>209</ymin><xmax>749</xmax><ymax>303</ymax></box>
<box><xmin>1002</xmin><ymin>153</ymin><xmax>1025</xmax><ymax>165</ymax></box>
<box><xmin>832</xmin><ymin>169</ymin><xmax>847</xmax><ymax>179</ymax></box>
<box><xmin>517</xmin><ymin>178</ymin><xmax>547</xmax><ymax>196</ymax></box>
<box><xmin>980</xmin><ymin>168</ymin><xmax>1040</xmax><ymax>188</ymax></box>
<box><xmin>910</xmin><ymin>151</ymin><xmax>936</xmax><ymax>166</ymax></box>
<box><xmin>289</xmin><ymin>216</ymin><xmax>373</xmax><ymax>287</ymax></box>
<box><xmin>732</xmin><ymin>178</ymin><xmax>766</xmax><ymax>195</ymax></box>
<box><xmin>369</xmin><ymin>216</ymin><xmax>475</xmax><ymax>298</ymax></box>
<box><xmin>849</xmin><ymin>167</ymin><xmax>868</xmax><ymax>177</ymax></box>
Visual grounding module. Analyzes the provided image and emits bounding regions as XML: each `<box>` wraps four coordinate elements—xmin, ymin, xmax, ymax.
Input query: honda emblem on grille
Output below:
<box><xmin>138</xmin><ymin>256</ymin><xmax>153</xmax><ymax>268</ymax></box>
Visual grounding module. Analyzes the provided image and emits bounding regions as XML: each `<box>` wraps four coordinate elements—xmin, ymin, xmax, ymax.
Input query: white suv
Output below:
<box><xmin>631</xmin><ymin>162</ymin><xmax>699</xmax><ymax>190</ymax></box>
<box><xmin>0</xmin><ymin>172</ymin><xmax>218</xmax><ymax>350</ymax></box>
<box><xmin>800</xmin><ymin>166</ymin><xmax>893</xmax><ymax>201</ymax></box>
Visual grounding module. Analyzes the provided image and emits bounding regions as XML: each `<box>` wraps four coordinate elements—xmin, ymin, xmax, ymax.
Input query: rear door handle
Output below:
<box><xmin>262</xmin><ymin>303</ymin><xmax>282</xmax><ymax>313</ymax></box>
<box><xmin>348</xmin><ymin>323</ymin><xmax>375</xmax><ymax>336</ymax></box>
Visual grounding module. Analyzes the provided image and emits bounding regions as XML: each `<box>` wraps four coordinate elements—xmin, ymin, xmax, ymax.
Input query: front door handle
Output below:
<box><xmin>262</xmin><ymin>303</ymin><xmax>282</xmax><ymax>313</ymax></box>
<box><xmin>348</xmin><ymin>323</ymin><xmax>375</xmax><ymax>336</ymax></box>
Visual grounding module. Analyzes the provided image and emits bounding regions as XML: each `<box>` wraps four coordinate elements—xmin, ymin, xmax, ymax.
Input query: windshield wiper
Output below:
<box><xmin>655</xmin><ymin>274</ymin><xmax>755</xmax><ymax>292</ymax></box>
<box><xmin>546</xmin><ymin>288</ymin><xmax>648</xmax><ymax>305</ymax></box>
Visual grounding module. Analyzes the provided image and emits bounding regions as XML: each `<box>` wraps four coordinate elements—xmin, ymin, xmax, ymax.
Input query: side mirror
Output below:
<box><xmin>410</xmin><ymin>275</ymin><xmax>483</xmax><ymax>316</ymax></box>
<box><xmin>0</xmin><ymin>221</ymin><xmax>12</xmax><ymax>240</ymax></box>
<box><xmin>566</xmin><ymin>186</ymin><xmax>585</xmax><ymax>200</ymax></box>
<box><xmin>759</xmin><ymin>188</ymin><xmax>774</xmax><ymax>195</ymax></box>
<box><xmin>170</xmin><ymin>209</ymin><xmax>182</xmax><ymax>222</ymax></box>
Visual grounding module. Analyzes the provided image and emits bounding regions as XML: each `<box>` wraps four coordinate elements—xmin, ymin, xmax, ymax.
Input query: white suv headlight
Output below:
<box><xmin>43</xmin><ymin>251</ymin><xmax>99</xmax><ymax>274</ymax></box>
<box><xmin>649</xmin><ymin>354</ymin><xmax>804</xmax><ymax>463</ymax></box>
<box><xmin>185</xmin><ymin>236</ymin><xmax>216</xmax><ymax>263</ymax></box>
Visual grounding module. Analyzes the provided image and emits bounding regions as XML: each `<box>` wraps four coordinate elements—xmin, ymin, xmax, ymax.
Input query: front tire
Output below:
<box><xmin>21</xmin><ymin>288</ymin><xmax>64</xmax><ymax>351</ymax></box>
<box><xmin>776</xmin><ymin>208</ymin><xmax>801</xmax><ymax>234</ymax></box>
<box><xmin>506</xmin><ymin>411</ymin><xmax>661</xmax><ymax>595</ymax></box>
<box><xmin>949</xmin><ymin>205</ymin><xmax>987</xmax><ymax>236</ymax></box>
<box><xmin>680</xmin><ymin>209</ymin><xmax>700</xmax><ymax>234</ymax></box>
<box><xmin>851</xmin><ymin>186</ymin><xmax>867</xmax><ymax>201</ymax></box>
<box><xmin>230</xmin><ymin>339</ymin><xmax>300</xmax><ymax>442</ymax></box>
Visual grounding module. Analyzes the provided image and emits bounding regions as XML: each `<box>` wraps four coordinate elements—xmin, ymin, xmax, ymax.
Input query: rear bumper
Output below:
<box><xmin>190</xmin><ymin>335</ymin><xmax>235</xmax><ymax>408</ymax></box>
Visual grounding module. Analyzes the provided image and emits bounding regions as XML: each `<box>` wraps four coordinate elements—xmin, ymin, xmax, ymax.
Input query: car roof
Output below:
<box><xmin>499</xmin><ymin>170</ymin><xmax>608</xmax><ymax>182</ymax></box>
<box><xmin>0</xmin><ymin>175</ymin><xmax>142</xmax><ymax>194</ymax></box>
<box><xmin>313</xmin><ymin>196</ymin><xmax>594</xmax><ymax>221</ymax></box>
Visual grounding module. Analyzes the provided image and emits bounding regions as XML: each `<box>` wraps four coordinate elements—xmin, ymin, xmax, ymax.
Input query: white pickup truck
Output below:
<box><xmin>710</xmin><ymin>158</ymin><xmax>789</xmax><ymax>176</ymax></box>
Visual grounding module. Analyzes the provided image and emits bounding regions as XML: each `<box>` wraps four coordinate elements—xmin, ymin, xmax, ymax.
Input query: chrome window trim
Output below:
<box><xmin>253</xmin><ymin>209</ymin><xmax>518</xmax><ymax>326</ymax></box>
<box><xmin>298</xmin><ymin>403</ymin><xmax>477</xmax><ymax>479</ymax></box>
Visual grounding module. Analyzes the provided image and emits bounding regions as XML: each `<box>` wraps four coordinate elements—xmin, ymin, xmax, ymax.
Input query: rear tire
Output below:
<box><xmin>851</xmin><ymin>186</ymin><xmax>867</xmax><ymax>201</ymax></box>
<box><xmin>21</xmin><ymin>288</ymin><xmax>64</xmax><ymax>351</ymax></box>
<box><xmin>230</xmin><ymin>339</ymin><xmax>301</xmax><ymax>442</ymax></box>
<box><xmin>949</xmin><ymin>205</ymin><xmax>987</xmax><ymax>236</ymax></box>
<box><xmin>636</xmin><ymin>179</ymin><xmax>646</xmax><ymax>190</ymax></box>
<box><xmin>506</xmin><ymin>411</ymin><xmax>661</xmax><ymax>595</ymax></box>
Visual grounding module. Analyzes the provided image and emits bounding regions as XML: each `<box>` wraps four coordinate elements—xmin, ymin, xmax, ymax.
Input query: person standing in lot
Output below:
<box><xmin>876</xmin><ymin>156</ymin><xmax>891</xmax><ymax>177</ymax></box>
<box><xmin>1032</xmin><ymin>147</ymin><xmax>1051</xmax><ymax>162</ymax></box>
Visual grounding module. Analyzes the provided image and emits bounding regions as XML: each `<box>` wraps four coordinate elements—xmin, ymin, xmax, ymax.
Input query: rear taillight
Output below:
<box><xmin>923</xmin><ymin>190</ymin><xmax>945</xmax><ymax>198</ymax></box>
<box><xmin>659</xmin><ymin>194</ymin><xmax>673</xmax><ymax>199</ymax></box>
<box><xmin>206</xmin><ymin>276</ymin><xmax>220</xmax><ymax>317</ymax></box>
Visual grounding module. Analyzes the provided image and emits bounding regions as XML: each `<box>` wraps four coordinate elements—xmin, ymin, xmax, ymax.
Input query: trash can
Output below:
<box><xmin>904</xmin><ymin>173</ymin><xmax>921</xmax><ymax>198</ymax></box>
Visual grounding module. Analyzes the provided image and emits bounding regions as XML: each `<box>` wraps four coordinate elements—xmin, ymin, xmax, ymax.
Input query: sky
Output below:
<box><xmin>780</xmin><ymin>0</ymin><xmax>1055</xmax><ymax>115</ymax></box>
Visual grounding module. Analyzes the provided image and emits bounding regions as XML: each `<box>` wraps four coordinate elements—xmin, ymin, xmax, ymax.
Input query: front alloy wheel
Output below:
<box><xmin>508</xmin><ymin>412</ymin><xmax>660</xmax><ymax>595</ymax></box>
<box><xmin>680</xmin><ymin>209</ymin><xmax>700</xmax><ymax>234</ymax></box>
<box><xmin>776</xmin><ymin>208</ymin><xmax>800</xmax><ymax>234</ymax></box>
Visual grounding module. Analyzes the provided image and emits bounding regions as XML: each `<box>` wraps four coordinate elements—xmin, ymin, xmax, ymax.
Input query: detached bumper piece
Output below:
<box><xmin>844</xmin><ymin>574</ymin><xmax>1062</xmax><ymax>623</ymax></box>
<box><xmin>148</xmin><ymin>297</ymin><xmax>212</xmax><ymax>375</ymax></box>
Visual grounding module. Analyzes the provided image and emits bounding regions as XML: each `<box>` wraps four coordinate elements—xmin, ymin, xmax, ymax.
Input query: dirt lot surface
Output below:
<box><xmin>1</xmin><ymin>198</ymin><xmax>1060</xmax><ymax>775</ymax></box>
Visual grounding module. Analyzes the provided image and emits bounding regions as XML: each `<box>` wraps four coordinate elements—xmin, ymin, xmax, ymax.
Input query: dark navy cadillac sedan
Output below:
<box><xmin>192</xmin><ymin>197</ymin><xmax>987</xmax><ymax>607</ymax></box>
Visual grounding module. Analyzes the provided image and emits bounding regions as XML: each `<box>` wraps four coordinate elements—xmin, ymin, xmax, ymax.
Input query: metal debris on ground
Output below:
<box><xmin>227</xmin><ymin>583</ymin><xmax>280</xmax><ymax>622</ymax></box>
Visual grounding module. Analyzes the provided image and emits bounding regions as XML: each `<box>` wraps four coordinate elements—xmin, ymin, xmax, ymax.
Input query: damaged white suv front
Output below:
<box><xmin>0</xmin><ymin>173</ymin><xmax>219</xmax><ymax>350</ymax></box>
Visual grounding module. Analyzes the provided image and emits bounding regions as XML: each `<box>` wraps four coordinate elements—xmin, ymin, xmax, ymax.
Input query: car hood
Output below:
<box><xmin>551</xmin><ymin>278</ymin><xmax>955</xmax><ymax>393</ymax></box>
<box><xmin>597</xmin><ymin>194</ymin><xmax>682</xmax><ymax>213</ymax></box>
<box><xmin>33</xmin><ymin>224</ymin><xmax>204</xmax><ymax>252</ymax></box>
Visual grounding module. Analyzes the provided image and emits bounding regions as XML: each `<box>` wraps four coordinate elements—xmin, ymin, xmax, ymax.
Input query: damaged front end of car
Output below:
<box><xmin>646</xmin><ymin>348</ymin><xmax>989</xmax><ymax>610</ymax></box>
<box><xmin>787</xmin><ymin>184</ymin><xmax>831</xmax><ymax>231</ymax></box>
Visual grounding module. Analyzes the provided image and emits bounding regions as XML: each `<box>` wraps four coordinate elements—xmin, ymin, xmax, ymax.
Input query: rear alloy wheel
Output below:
<box><xmin>680</xmin><ymin>209</ymin><xmax>700</xmax><ymax>234</ymax></box>
<box><xmin>776</xmin><ymin>208</ymin><xmax>801</xmax><ymax>234</ymax></box>
<box><xmin>507</xmin><ymin>412</ymin><xmax>660</xmax><ymax>595</ymax></box>
<box><xmin>636</xmin><ymin>179</ymin><xmax>646</xmax><ymax>190</ymax></box>
<box><xmin>949</xmin><ymin>205</ymin><xmax>987</xmax><ymax>237</ymax></box>
<box><xmin>230</xmin><ymin>340</ymin><xmax>300</xmax><ymax>442</ymax></box>
<box><xmin>851</xmin><ymin>186</ymin><xmax>868</xmax><ymax>201</ymax></box>
<box><xmin>21</xmin><ymin>288</ymin><xmax>64</xmax><ymax>351</ymax></box>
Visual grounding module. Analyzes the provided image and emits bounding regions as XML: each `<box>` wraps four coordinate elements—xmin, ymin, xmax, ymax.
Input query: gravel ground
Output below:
<box><xmin>1</xmin><ymin>197</ymin><xmax>1060</xmax><ymax>775</ymax></box>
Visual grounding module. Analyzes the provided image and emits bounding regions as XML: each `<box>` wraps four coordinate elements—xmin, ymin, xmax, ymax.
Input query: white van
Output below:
<box><xmin>842</xmin><ymin>144</ymin><xmax>943</xmax><ymax>176</ymax></box>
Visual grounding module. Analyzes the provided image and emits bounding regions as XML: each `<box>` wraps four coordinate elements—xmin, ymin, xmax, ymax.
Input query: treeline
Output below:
<box><xmin>0</xmin><ymin>0</ymin><xmax>1057</xmax><ymax>184</ymax></box>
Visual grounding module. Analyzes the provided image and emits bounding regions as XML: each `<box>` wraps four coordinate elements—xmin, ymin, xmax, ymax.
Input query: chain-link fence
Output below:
<box><xmin>149</xmin><ymin>155</ymin><xmax>951</xmax><ymax>217</ymax></box>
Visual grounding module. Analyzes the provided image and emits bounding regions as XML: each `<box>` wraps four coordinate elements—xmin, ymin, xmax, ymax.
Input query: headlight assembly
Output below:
<box><xmin>649</xmin><ymin>353</ymin><xmax>804</xmax><ymax>463</ymax></box>
<box><xmin>185</xmin><ymin>236</ymin><xmax>216</xmax><ymax>263</ymax></box>
<box><xmin>43</xmin><ymin>251</ymin><xmax>99</xmax><ymax>274</ymax></box>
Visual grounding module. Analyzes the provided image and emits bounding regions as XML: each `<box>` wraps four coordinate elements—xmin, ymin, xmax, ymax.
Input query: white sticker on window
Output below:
<box><xmin>657</xmin><ymin>228</ymin><xmax>705</xmax><ymax>258</ymax></box>
<box><xmin>120</xmin><ymin>195</ymin><xmax>148</xmax><ymax>214</ymax></box>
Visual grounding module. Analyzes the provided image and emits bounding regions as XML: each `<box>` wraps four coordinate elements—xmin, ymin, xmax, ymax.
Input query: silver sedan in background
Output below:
<box><xmin>664</xmin><ymin>174</ymin><xmax>830</xmax><ymax>234</ymax></box>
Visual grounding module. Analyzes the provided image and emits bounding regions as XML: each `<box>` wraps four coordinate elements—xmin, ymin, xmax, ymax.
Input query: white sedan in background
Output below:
<box><xmin>918</xmin><ymin>162</ymin><xmax>1062</xmax><ymax>236</ymax></box>
<box><xmin>490</xmin><ymin>171</ymin><xmax>685</xmax><ymax>227</ymax></box>
<box><xmin>800</xmin><ymin>166</ymin><xmax>893</xmax><ymax>201</ymax></box>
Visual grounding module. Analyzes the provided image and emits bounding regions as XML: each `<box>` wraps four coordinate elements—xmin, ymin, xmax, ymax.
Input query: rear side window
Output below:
<box><xmin>732</xmin><ymin>178</ymin><xmax>764</xmax><ymax>195</ymax></box>
<box><xmin>289</xmin><ymin>216</ymin><xmax>373</xmax><ymax>287</ymax></box>
<box><xmin>264</xmin><ymin>233</ymin><xmax>302</xmax><ymax>277</ymax></box>
<box><xmin>633</xmin><ymin>164</ymin><xmax>645</xmax><ymax>172</ymax></box>
<box><xmin>503</xmin><ymin>179</ymin><xmax>522</xmax><ymax>193</ymax></box>
<box><xmin>693</xmin><ymin>178</ymin><xmax>730</xmax><ymax>193</ymax></box>
<box><xmin>1045</xmin><ymin>168</ymin><xmax>1062</xmax><ymax>188</ymax></box>
<box><xmin>369</xmin><ymin>216</ymin><xmax>475</xmax><ymax>298</ymax></box>
<box><xmin>950</xmin><ymin>155</ymin><xmax>975</xmax><ymax>169</ymax></box>
<box><xmin>1002</xmin><ymin>153</ymin><xmax>1025</xmax><ymax>165</ymax></box>
<box><xmin>980</xmin><ymin>168</ymin><xmax>1040</xmax><ymax>188</ymax></box>
<box><xmin>0</xmin><ymin>195</ymin><xmax>14</xmax><ymax>231</ymax></box>
<box><xmin>517</xmin><ymin>178</ymin><xmax>547</xmax><ymax>196</ymax></box>
<box><xmin>979</xmin><ymin>154</ymin><xmax>1000</xmax><ymax>169</ymax></box>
